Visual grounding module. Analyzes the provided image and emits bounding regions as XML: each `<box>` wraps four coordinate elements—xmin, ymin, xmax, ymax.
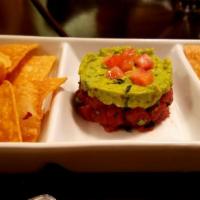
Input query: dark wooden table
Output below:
<box><xmin>1</xmin><ymin>0</ymin><xmax>200</xmax><ymax>199</ymax></box>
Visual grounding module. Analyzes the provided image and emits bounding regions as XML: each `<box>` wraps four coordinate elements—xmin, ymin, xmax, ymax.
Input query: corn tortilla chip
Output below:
<box><xmin>15</xmin><ymin>77</ymin><xmax>66</xmax><ymax>142</ymax></box>
<box><xmin>14</xmin><ymin>81</ymin><xmax>41</xmax><ymax>142</ymax></box>
<box><xmin>0</xmin><ymin>43</ymin><xmax>38</xmax><ymax>73</ymax></box>
<box><xmin>0</xmin><ymin>43</ymin><xmax>67</xmax><ymax>142</ymax></box>
<box><xmin>21</xmin><ymin>116</ymin><xmax>41</xmax><ymax>142</ymax></box>
<box><xmin>184</xmin><ymin>45</ymin><xmax>200</xmax><ymax>78</ymax></box>
<box><xmin>0</xmin><ymin>52</ymin><xmax>12</xmax><ymax>83</ymax></box>
<box><xmin>36</xmin><ymin>77</ymin><xmax>67</xmax><ymax>108</ymax></box>
<box><xmin>0</xmin><ymin>81</ymin><xmax>22</xmax><ymax>142</ymax></box>
<box><xmin>0</xmin><ymin>63</ymin><xmax>7</xmax><ymax>83</ymax></box>
<box><xmin>12</xmin><ymin>55</ymin><xmax>56</xmax><ymax>85</ymax></box>
<box><xmin>0</xmin><ymin>52</ymin><xmax>12</xmax><ymax>69</ymax></box>
<box><xmin>15</xmin><ymin>81</ymin><xmax>39</xmax><ymax>120</ymax></box>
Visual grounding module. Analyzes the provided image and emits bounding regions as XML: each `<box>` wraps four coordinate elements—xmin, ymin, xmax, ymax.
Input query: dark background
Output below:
<box><xmin>1</xmin><ymin>0</ymin><xmax>200</xmax><ymax>199</ymax></box>
<box><xmin>1</xmin><ymin>0</ymin><xmax>200</xmax><ymax>39</ymax></box>
<box><xmin>2</xmin><ymin>163</ymin><xmax>200</xmax><ymax>200</ymax></box>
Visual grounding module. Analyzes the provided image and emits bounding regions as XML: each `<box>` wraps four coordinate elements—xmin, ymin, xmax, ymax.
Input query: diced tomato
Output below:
<box><xmin>107</xmin><ymin>66</ymin><xmax>124</xmax><ymax>79</ymax></box>
<box><xmin>104</xmin><ymin>55</ymin><xmax>123</xmax><ymax>68</ymax></box>
<box><xmin>130</xmin><ymin>69</ymin><xmax>154</xmax><ymax>86</ymax></box>
<box><xmin>135</xmin><ymin>54</ymin><xmax>154</xmax><ymax>70</ymax></box>
<box><xmin>120</xmin><ymin>58</ymin><xmax>134</xmax><ymax>72</ymax></box>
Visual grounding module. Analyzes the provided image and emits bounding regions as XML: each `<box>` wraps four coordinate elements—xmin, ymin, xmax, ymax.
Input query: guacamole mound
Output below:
<box><xmin>79</xmin><ymin>46</ymin><xmax>172</xmax><ymax>109</ymax></box>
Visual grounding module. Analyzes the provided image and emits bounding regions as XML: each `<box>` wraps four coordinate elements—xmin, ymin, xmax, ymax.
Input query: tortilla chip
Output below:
<box><xmin>184</xmin><ymin>45</ymin><xmax>200</xmax><ymax>78</ymax></box>
<box><xmin>0</xmin><ymin>43</ymin><xmax>38</xmax><ymax>73</ymax></box>
<box><xmin>14</xmin><ymin>81</ymin><xmax>41</xmax><ymax>142</ymax></box>
<box><xmin>15</xmin><ymin>77</ymin><xmax>66</xmax><ymax>118</ymax></box>
<box><xmin>0</xmin><ymin>81</ymin><xmax>22</xmax><ymax>142</ymax></box>
<box><xmin>0</xmin><ymin>52</ymin><xmax>12</xmax><ymax>82</ymax></box>
<box><xmin>0</xmin><ymin>42</ymin><xmax>67</xmax><ymax>142</ymax></box>
<box><xmin>0</xmin><ymin>52</ymin><xmax>12</xmax><ymax>69</ymax></box>
<box><xmin>12</xmin><ymin>55</ymin><xmax>56</xmax><ymax>85</ymax></box>
<box><xmin>15</xmin><ymin>77</ymin><xmax>66</xmax><ymax>142</ymax></box>
<box><xmin>36</xmin><ymin>77</ymin><xmax>67</xmax><ymax>103</ymax></box>
<box><xmin>15</xmin><ymin>81</ymin><xmax>39</xmax><ymax>120</ymax></box>
<box><xmin>0</xmin><ymin>63</ymin><xmax>7</xmax><ymax>83</ymax></box>
<box><xmin>21</xmin><ymin>116</ymin><xmax>41</xmax><ymax>142</ymax></box>
<box><xmin>36</xmin><ymin>77</ymin><xmax>67</xmax><ymax>117</ymax></box>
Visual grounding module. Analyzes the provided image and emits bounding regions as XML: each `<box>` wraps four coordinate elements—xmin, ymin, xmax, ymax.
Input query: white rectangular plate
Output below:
<box><xmin>1</xmin><ymin>36</ymin><xmax>200</xmax><ymax>172</ymax></box>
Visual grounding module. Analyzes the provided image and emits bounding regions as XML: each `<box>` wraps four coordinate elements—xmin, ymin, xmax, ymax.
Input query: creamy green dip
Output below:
<box><xmin>79</xmin><ymin>46</ymin><xmax>172</xmax><ymax>109</ymax></box>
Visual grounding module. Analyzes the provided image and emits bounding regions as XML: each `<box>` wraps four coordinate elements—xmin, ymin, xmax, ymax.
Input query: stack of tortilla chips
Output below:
<box><xmin>184</xmin><ymin>44</ymin><xmax>200</xmax><ymax>79</ymax></box>
<box><xmin>0</xmin><ymin>44</ymin><xmax>66</xmax><ymax>142</ymax></box>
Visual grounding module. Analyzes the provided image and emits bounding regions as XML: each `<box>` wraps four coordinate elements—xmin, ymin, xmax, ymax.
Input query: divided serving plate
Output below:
<box><xmin>1</xmin><ymin>35</ymin><xmax>200</xmax><ymax>172</ymax></box>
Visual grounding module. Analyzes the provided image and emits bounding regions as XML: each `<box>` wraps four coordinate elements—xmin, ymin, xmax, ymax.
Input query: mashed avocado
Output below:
<box><xmin>79</xmin><ymin>46</ymin><xmax>172</xmax><ymax>109</ymax></box>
